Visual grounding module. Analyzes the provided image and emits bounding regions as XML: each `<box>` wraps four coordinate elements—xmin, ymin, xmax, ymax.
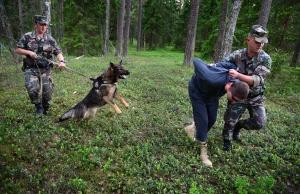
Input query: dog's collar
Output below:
<box><xmin>102</xmin><ymin>80</ymin><xmax>118</xmax><ymax>84</ymax></box>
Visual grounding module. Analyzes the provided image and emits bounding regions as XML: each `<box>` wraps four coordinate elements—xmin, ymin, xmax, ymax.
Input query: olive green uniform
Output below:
<box><xmin>17</xmin><ymin>30</ymin><xmax>62</xmax><ymax>110</ymax></box>
<box><xmin>222</xmin><ymin>48</ymin><xmax>272</xmax><ymax>140</ymax></box>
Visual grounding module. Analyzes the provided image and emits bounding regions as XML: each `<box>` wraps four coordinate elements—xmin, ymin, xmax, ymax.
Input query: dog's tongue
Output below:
<box><xmin>120</xmin><ymin>75</ymin><xmax>126</xmax><ymax>79</ymax></box>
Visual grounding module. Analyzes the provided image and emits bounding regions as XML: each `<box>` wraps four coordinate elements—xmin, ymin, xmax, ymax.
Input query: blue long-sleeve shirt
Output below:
<box><xmin>189</xmin><ymin>58</ymin><xmax>238</xmax><ymax>98</ymax></box>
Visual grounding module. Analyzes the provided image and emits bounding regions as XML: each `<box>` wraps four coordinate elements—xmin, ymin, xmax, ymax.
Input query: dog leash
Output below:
<box><xmin>38</xmin><ymin>56</ymin><xmax>94</xmax><ymax>81</ymax></box>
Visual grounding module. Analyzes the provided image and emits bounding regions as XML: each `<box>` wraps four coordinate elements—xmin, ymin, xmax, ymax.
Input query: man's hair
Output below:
<box><xmin>230</xmin><ymin>82</ymin><xmax>250</xmax><ymax>100</ymax></box>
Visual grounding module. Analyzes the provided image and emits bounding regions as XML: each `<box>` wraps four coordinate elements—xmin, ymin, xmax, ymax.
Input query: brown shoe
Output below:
<box><xmin>184</xmin><ymin>122</ymin><xmax>196</xmax><ymax>141</ymax></box>
<box><xmin>200</xmin><ymin>142</ymin><xmax>212</xmax><ymax>167</ymax></box>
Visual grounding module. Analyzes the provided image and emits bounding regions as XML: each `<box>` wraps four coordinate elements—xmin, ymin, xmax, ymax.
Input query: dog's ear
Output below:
<box><xmin>109</xmin><ymin>62</ymin><xmax>116</xmax><ymax>72</ymax></box>
<box><xmin>110</xmin><ymin>62</ymin><xmax>115</xmax><ymax>68</ymax></box>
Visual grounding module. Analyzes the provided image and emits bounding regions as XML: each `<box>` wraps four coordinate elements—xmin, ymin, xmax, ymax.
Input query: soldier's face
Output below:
<box><xmin>36</xmin><ymin>23</ymin><xmax>47</xmax><ymax>34</ymax></box>
<box><xmin>247</xmin><ymin>36</ymin><xmax>264</xmax><ymax>56</ymax></box>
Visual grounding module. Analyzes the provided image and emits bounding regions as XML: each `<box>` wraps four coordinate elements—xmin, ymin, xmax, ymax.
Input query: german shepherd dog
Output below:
<box><xmin>59</xmin><ymin>60</ymin><xmax>130</xmax><ymax>123</ymax></box>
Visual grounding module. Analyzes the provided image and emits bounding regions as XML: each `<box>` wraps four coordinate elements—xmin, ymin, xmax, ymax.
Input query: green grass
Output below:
<box><xmin>0</xmin><ymin>50</ymin><xmax>299</xmax><ymax>193</ymax></box>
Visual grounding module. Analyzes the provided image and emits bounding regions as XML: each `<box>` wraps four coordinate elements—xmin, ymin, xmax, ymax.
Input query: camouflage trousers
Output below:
<box><xmin>25</xmin><ymin>69</ymin><xmax>54</xmax><ymax>107</ymax></box>
<box><xmin>222</xmin><ymin>95</ymin><xmax>266</xmax><ymax>140</ymax></box>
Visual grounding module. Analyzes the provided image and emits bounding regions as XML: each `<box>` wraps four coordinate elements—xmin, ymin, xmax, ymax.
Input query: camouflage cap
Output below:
<box><xmin>34</xmin><ymin>15</ymin><xmax>48</xmax><ymax>25</ymax></box>
<box><xmin>250</xmin><ymin>25</ymin><xmax>269</xmax><ymax>43</ymax></box>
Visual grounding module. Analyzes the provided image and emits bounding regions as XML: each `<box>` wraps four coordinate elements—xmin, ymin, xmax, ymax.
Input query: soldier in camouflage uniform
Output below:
<box><xmin>221</xmin><ymin>25</ymin><xmax>272</xmax><ymax>151</ymax></box>
<box><xmin>16</xmin><ymin>15</ymin><xmax>66</xmax><ymax>117</ymax></box>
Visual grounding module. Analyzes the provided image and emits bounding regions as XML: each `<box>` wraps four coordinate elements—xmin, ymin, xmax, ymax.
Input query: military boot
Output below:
<box><xmin>200</xmin><ymin>142</ymin><xmax>212</xmax><ymax>167</ymax></box>
<box><xmin>43</xmin><ymin>104</ymin><xmax>49</xmax><ymax>114</ymax></box>
<box><xmin>233</xmin><ymin>121</ymin><xmax>242</xmax><ymax>143</ymax></box>
<box><xmin>35</xmin><ymin>103</ymin><xmax>44</xmax><ymax>117</ymax></box>
<box><xmin>223</xmin><ymin>139</ymin><xmax>231</xmax><ymax>151</ymax></box>
<box><xmin>184</xmin><ymin>122</ymin><xmax>196</xmax><ymax>141</ymax></box>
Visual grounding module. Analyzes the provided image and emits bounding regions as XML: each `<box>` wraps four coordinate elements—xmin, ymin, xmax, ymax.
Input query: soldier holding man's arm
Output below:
<box><xmin>221</xmin><ymin>25</ymin><xmax>272</xmax><ymax>151</ymax></box>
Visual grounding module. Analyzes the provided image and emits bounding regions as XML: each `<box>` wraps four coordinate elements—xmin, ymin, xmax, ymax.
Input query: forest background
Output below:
<box><xmin>0</xmin><ymin>0</ymin><xmax>300</xmax><ymax>193</ymax></box>
<box><xmin>0</xmin><ymin>0</ymin><xmax>299</xmax><ymax>65</ymax></box>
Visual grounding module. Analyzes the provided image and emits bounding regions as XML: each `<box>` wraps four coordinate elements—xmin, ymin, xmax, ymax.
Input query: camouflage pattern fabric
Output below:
<box><xmin>17</xmin><ymin>31</ymin><xmax>62</xmax><ymax>64</ymax></box>
<box><xmin>222</xmin><ymin>96</ymin><xmax>266</xmax><ymax>140</ymax></box>
<box><xmin>34</xmin><ymin>15</ymin><xmax>48</xmax><ymax>25</ymax></box>
<box><xmin>222</xmin><ymin>48</ymin><xmax>271</xmax><ymax>140</ymax></box>
<box><xmin>25</xmin><ymin>69</ymin><xmax>53</xmax><ymax>106</ymax></box>
<box><xmin>250</xmin><ymin>25</ymin><xmax>269</xmax><ymax>43</ymax></box>
<box><xmin>17</xmin><ymin>30</ymin><xmax>61</xmax><ymax>106</ymax></box>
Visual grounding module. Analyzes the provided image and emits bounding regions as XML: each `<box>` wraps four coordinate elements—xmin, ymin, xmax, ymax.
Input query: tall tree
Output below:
<box><xmin>0</xmin><ymin>0</ymin><xmax>20</xmax><ymax>64</ymax></box>
<box><xmin>123</xmin><ymin>0</ymin><xmax>131</xmax><ymax>57</ymax></box>
<box><xmin>63</xmin><ymin>1</ymin><xmax>106</xmax><ymax>56</ymax></box>
<box><xmin>104</xmin><ymin>0</ymin><xmax>110</xmax><ymax>57</ymax></box>
<box><xmin>183</xmin><ymin>0</ymin><xmax>200</xmax><ymax>66</ymax></box>
<box><xmin>290</xmin><ymin>42</ymin><xmax>300</xmax><ymax>67</ymax></box>
<box><xmin>143</xmin><ymin>0</ymin><xmax>164</xmax><ymax>50</ymax></box>
<box><xmin>44</xmin><ymin>0</ymin><xmax>51</xmax><ymax>35</ymax></box>
<box><xmin>222</xmin><ymin>0</ymin><xmax>242</xmax><ymax>59</ymax></box>
<box><xmin>142</xmin><ymin>0</ymin><xmax>180</xmax><ymax>50</ymax></box>
<box><xmin>51</xmin><ymin>0</ymin><xmax>64</xmax><ymax>43</ymax></box>
<box><xmin>59</xmin><ymin>0</ymin><xmax>64</xmax><ymax>43</ymax></box>
<box><xmin>137</xmin><ymin>0</ymin><xmax>142</xmax><ymax>51</ymax></box>
<box><xmin>213</xmin><ymin>0</ymin><xmax>229</xmax><ymax>62</ymax></box>
<box><xmin>160</xmin><ymin>0</ymin><xmax>180</xmax><ymax>48</ymax></box>
<box><xmin>173</xmin><ymin>1</ymin><xmax>190</xmax><ymax>51</ymax></box>
<box><xmin>17</xmin><ymin>0</ymin><xmax>23</xmax><ymax>36</ymax></box>
<box><xmin>116</xmin><ymin>0</ymin><xmax>125</xmax><ymax>56</ymax></box>
<box><xmin>258</xmin><ymin>0</ymin><xmax>272</xmax><ymax>27</ymax></box>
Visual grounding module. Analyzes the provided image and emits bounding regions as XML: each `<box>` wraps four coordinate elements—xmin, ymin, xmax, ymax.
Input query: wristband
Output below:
<box><xmin>59</xmin><ymin>60</ymin><xmax>66</xmax><ymax>63</ymax></box>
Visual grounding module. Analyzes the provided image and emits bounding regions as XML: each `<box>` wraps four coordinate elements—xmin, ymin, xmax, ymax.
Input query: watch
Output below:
<box><xmin>59</xmin><ymin>60</ymin><xmax>66</xmax><ymax>63</ymax></box>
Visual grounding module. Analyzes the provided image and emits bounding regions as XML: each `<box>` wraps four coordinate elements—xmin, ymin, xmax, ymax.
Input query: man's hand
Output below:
<box><xmin>58</xmin><ymin>61</ymin><xmax>66</xmax><ymax>68</ymax></box>
<box><xmin>30</xmin><ymin>51</ymin><xmax>38</xmax><ymax>59</ymax></box>
<box><xmin>228</xmin><ymin>69</ymin><xmax>239</xmax><ymax>78</ymax></box>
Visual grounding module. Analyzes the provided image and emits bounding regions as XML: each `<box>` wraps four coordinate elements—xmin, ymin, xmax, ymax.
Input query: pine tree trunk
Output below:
<box><xmin>258</xmin><ymin>0</ymin><xmax>273</xmax><ymax>27</ymax></box>
<box><xmin>0</xmin><ymin>0</ymin><xmax>20</xmax><ymax>64</ymax></box>
<box><xmin>17</xmin><ymin>0</ymin><xmax>23</xmax><ymax>36</ymax></box>
<box><xmin>123</xmin><ymin>0</ymin><xmax>131</xmax><ymax>57</ymax></box>
<box><xmin>104</xmin><ymin>0</ymin><xmax>110</xmax><ymax>57</ymax></box>
<box><xmin>290</xmin><ymin>42</ymin><xmax>300</xmax><ymax>67</ymax></box>
<box><xmin>44</xmin><ymin>0</ymin><xmax>51</xmax><ymax>35</ymax></box>
<box><xmin>213</xmin><ymin>0</ymin><xmax>229</xmax><ymax>62</ymax></box>
<box><xmin>183</xmin><ymin>0</ymin><xmax>200</xmax><ymax>66</ymax></box>
<box><xmin>222</xmin><ymin>0</ymin><xmax>242</xmax><ymax>59</ymax></box>
<box><xmin>116</xmin><ymin>0</ymin><xmax>125</xmax><ymax>56</ymax></box>
<box><xmin>137</xmin><ymin>0</ymin><xmax>142</xmax><ymax>51</ymax></box>
<box><xmin>60</xmin><ymin>0</ymin><xmax>64</xmax><ymax>42</ymax></box>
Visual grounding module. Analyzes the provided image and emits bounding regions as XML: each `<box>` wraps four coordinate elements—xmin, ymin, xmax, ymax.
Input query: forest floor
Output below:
<box><xmin>1</xmin><ymin>49</ymin><xmax>299</xmax><ymax>193</ymax></box>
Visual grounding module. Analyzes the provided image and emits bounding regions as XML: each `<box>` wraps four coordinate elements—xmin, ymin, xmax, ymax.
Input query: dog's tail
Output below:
<box><xmin>59</xmin><ymin>109</ymin><xmax>75</xmax><ymax>122</ymax></box>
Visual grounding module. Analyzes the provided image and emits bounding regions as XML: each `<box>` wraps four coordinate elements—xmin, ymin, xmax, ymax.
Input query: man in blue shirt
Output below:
<box><xmin>185</xmin><ymin>58</ymin><xmax>249</xmax><ymax>167</ymax></box>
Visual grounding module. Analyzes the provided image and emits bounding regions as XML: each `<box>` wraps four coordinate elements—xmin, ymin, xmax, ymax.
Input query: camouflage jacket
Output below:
<box><xmin>16</xmin><ymin>31</ymin><xmax>62</xmax><ymax>61</ymax></box>
<box><xmin>223</xmin><ymin>48</ymin><xmax>272</xmax><ymax>98</ymax></box>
